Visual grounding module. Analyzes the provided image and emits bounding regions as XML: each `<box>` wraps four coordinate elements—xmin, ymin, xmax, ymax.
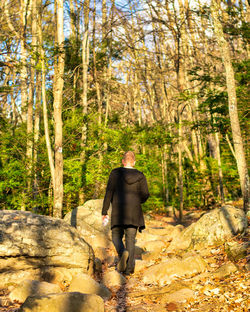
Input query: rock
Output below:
<box><xmin>87</xmin><ymin>234</ymin><xmax>113</xmax><ymax>251</ymax></box>
<box><xmin>142</xmin><ymin>255</ymin><xmax>207</xmax><ymax>285</ymax></box>
<box><xmin>212</xmin><ymin>262</ymin><xmax>238</xmax><ymax>279</ymax></box>
<box><xmin>134</xmin><ymin>260</ymin><xmax>152</xmax><ymax>272</ymax></box>
<box><xmin>0</xmin><ymin>210</ymin><xmax>94</xmax><ymax>287</ymax></box>
<box><xmin>168</xmin><ymin>205</ymin><xmax>247</xmax><ymax>251</ymax></box>
<box><xmin>142</xmin><ymin>240</ymin><xmax>166</xmax><ymax>253</ymax></box>
<box><xmin>165</xmin><ymin>225</ymin><xmax>185</xmax><ymax>242</ymax></box>
<box><xmin>137</xmin><ymin>225</ymin><xmax>184</xmax><ymax>247</ymax></box>
<box><xmin>225</xmin><ymin>241</ymin><xmax>249</xmax><ymax>261</ymax></box>
<box><xmin>68</xmin><ymin>274</ymin><xmax>111</xmax><ymax>299</ymax></box>
<box><xmin>103</xmin><ymin>270</ymin><xmax>126</xmax><ymax>288</ymax></box>
<box><xmin>94</xmin><ymin>247</ymin><xmax>109</xmax><ymax>261</ymax></box>
<box><xmin>64</xmin><ymin>199</ymin><xmax>111</xmax><ymax>241</ymax></box>
<box><xmin>147</xmin><ymin>225</ymin><xmax>175</xmax><ymax>236</ymax></box>
<box><xmin>19</xmin><ymin>292</ymin><xmax>104</xmax><ymax>312</ymax></box>
<box><xmin>9</xmin><ymin>279</ymin><xmax>62</xmax><ymax>303</ymax></box>
<box><xmin>136</xmin><ymin>232</ymin><xmax>161</xmax><ymax>244</ymax></box>
<box><xmin>164</xmin><ymin>288</ymin><xmax>194</xmax><ymax>303</ymax></box>
<box><xmin>141</xmin><ymin>251</ymin><xmax>160</xmax><ymax>261</ymax></box>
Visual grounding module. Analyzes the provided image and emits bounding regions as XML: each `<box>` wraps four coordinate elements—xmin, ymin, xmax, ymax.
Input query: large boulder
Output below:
<box><xmin>9</xmin><ymin>280</ymin><xmax>62</xmax><ymax>303</ymax></box>
<box><xmin>64</xmin><ymin>199</ymin><xmax>112</xmax><ymax>249</ymax></box>
<box><xmin>168</xmin><ymin>205</ymin><xmax>247</xmax><ymax>251</ymax></box>
<box><xmin>68</xmin><ymin>274</ymin><xmax>111</xmax><ymax>299</ymax></box>
<box><xmin>19</xmin><ymin>292</ymin><xmax>104</xmax><ymax>312</ymax></box>
<box><xmin>0</xmin><ymin>210</ymin><xmax>94</xmax><ymax>287</ymax></box>
<box><xmin>102</xmin><ymin>270</ymin><xmax>126</xmax><ymax>288</ymax></box>
<box><xmin>142</xmin><ymin>240</ymin><xmax>166</xmax><ymax>253</ymax></box>
<box><xmin>142</xmin><ymin>255</ymin><xmax>207</xmax><ymax>285</ymax></box>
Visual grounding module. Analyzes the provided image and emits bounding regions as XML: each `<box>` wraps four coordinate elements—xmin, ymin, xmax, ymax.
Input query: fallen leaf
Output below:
<box><xmin>165</xmin><ymin>302</ymin><xmax>178</xmax><ymax>311</ymax></box>
<box><xmin>210</xmin><ymin>288</ymin><xmax>220</xmax><ymax>295</ymax></box>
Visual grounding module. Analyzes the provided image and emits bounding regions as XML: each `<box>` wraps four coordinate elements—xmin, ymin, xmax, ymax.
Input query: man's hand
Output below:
<box><xmin>102</xmin><ymin>215</ymin><xmax>109</xmax><ymax>226</ymax></box>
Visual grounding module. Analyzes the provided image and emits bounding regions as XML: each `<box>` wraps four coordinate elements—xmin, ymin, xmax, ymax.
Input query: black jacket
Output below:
<box><xmin>102</xmin><ymin>167</ymin><xmax>149</xmax><ymax>231</ymax></box>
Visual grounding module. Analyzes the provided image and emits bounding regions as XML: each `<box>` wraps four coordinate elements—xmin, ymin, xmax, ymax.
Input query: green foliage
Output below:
<box><xmin>0</xmin><ymin>122</ymin><xmax>26</xmax><ymax>209</ymax></box>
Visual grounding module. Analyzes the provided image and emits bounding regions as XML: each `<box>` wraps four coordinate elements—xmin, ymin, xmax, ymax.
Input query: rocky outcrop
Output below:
<box><xmin>64</xmin><ymin>199</ymin><xmax>110</xmax><ymax>235</ymax></box>
<box><xmin>0</xmin><ymin>210</ymin><xmax>94</xmax><ymax>287</ymax></box>
<box><xmin>168</xmin><ymin>205</ymin><xmax>247</xmax><ymax>250</ymax></box>
<box><xmin>64</xmin><ymin>199</ymin><xmax>112</xmax><ymax>250</ymax></box>
<box><xmin>19</xmin><ymin>292</ymin><xmax>104</xmax><ymax>312</ymax></box>
<box><xmin>142</xmin><ymin>255</ymin><xmax>207</xmax><ymax>285</ymax></box>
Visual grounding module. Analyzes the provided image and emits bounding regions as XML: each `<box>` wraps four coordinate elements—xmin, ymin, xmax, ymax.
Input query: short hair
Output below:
<box><xmin>123</xmin><ymin>151</ymin><xmax>135</xmax><ymax>163</ymax></box>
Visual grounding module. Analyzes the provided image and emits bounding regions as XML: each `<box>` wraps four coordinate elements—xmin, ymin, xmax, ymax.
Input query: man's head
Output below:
<box><xmin>122</xmin><ymin>151</ymin><xmax>136</xmax><ymax>167</ymax></box>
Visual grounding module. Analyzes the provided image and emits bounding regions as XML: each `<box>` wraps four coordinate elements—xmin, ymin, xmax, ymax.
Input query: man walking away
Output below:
<box><xmin>102</xmin><ymin>151</ymin><xmax>149</xmax><ymax>275</ymax></box>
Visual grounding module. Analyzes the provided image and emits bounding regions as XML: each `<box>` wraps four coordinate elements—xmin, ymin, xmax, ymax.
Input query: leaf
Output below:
<box><xmin>165</xmin><ymin>302</ymin><xmax>178</xmax><ymax>311</ymax></box>
<box><xmin>210</xmin><ymin>288</ymin><xmax>220</xmax><ymax>295</ymax></box>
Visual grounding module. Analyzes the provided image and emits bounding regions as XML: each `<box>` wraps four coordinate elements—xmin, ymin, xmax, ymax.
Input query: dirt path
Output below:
<box><xmin>100</xmin><ymin>215</ymin><xmax>249</xmax><ymax>312</ymax></box>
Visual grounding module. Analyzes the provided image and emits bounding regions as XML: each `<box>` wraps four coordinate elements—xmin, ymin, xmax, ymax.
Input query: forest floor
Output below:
<box><xmin>0</xmin><ymin>207</ymin><xmax>249</xmax><ymax>312</ymax></box>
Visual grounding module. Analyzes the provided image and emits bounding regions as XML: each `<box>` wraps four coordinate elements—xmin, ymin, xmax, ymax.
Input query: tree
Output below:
<box><xmin>53</xmin><ymin>0</ymin><xmax>65</xmax><ymax>218</ymax></box>
<box><xmin>210</xmin><ymin>0</ymin><xmax>249</xmax><ymax>213</ymax></box>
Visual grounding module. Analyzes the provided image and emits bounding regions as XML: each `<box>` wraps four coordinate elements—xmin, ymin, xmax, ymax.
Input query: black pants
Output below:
<box><xmin>112</xmin><ymin>225</ymin><xmax>137</xmax><ymax>273</ymax></box>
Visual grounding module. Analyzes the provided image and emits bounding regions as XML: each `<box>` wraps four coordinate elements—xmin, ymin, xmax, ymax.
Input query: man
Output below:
<box><xmin>102</xmin><ymin>151</ymin><xmax>149</xmax><ymax>275</ymax></box>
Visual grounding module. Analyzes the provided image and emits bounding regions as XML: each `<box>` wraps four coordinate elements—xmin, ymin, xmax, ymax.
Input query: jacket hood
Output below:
<box><xmin>120</xmin><ymin>167</ymin><xmax>142</xmax><ymax>184</ymax></box>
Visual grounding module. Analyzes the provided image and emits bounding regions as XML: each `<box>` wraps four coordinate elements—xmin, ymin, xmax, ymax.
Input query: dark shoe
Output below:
<box><xmin>124</xmin><ymin>269</ymin><xmax>134</xmax><ymax>276</ymax></box>
<box><xmin>117</xmin><ymin>250</ymin><xmax>129</xmax><ymax>272</ymax></box>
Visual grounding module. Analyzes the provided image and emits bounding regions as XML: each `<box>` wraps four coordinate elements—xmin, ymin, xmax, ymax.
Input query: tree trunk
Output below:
<box><xmin>53</xmin><ymin>0</ymin><xmax>65</xmax><ymax>218</ymax></box>
<box><xmin>26</xmin><ymin>0</ymin><xmax>38</xmax><ymax>203</ymax></box>
<box><xmin>211</xmin><ymin>0</ymin><xmax>249</xmax><ymax>213</ymax></box>
<box><xmin>34</xmin><ymin>71</ymin><xmax>41</xmax><ymax>199</ymax></box>
<box><xmin>69</xmin><ymin>0</ymin><xmax>76</xmax><ymax>38</ymax></box>
<box><xmin>38</xmin><ymin>2</ymin><xmax>55</xmax><ymax>191</ymax></box>
<box><xmin>20</xmin><ymin>0</ymin><xmax>29</xmax><ymax>124</ymax></box>
<box><xmin>79</xmin><ymin>0</ymin><xmax>90</xmax><ymax>205</ymax></box>
<box><xmin>215</xmin><ymin>132</ymin><xmax>225</xmax><ymax>203</ymax></box>
<box><xmin>92</xmin><ymin>0</ymin><xmax>102</xmax><ymax>125</ymax></box>
<box><xmin>178</xmin><ymin>112</ymin><xmax>184</xmax><ymax>223</ymax></box>
<box><xmin>162</xmin><ymin>144</ymin><xmax>169</xmax><ymax>206</ymax></box>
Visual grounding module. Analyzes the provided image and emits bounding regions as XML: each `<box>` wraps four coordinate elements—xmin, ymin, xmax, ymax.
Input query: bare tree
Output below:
<box><xmin>79</xmin><ymin>0</ymin><xmax>90</xmax><ymax>204</ymax></box>
<box><xmin>211</xmin><ymin>0</ymin><xmax>249</xmax><ymax>213</ymax></box>
<box><xmin>53</xmin><ymin>0</ymin><xmax>65</xmax><ymax>218</ymax></box>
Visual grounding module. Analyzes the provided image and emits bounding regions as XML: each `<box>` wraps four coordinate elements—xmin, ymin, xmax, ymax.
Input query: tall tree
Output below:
<box><xmin>210</xmin><ymin>0</ymin><xmax>249</xmax><ymax>213</ymax></box>
<box><xmin>79</xmin><ymin>0</ymin><xmax>90</xmax><ymax>204</ymax></box>
<box><xmin>26</xmin><ymin>0</ymin><xmax>38</xmax><ymax>204</ymax></box>
<box><xmin>53</xmin><ymin>0</ymin><xmax>65</xmax><ymax>218</ymax></box>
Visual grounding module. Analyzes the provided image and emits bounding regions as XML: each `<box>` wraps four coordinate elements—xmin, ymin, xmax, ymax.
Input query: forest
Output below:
<box><xmin>0</xmin><ymin>0</ymin><xmax>249</xmax><ymax>219</ymax></box>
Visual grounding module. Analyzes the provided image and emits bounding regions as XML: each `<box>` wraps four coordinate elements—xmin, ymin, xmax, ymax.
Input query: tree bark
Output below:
<box><xmin>26</xmin><ymin>0</ymin><xmax>38</xmax><ymax>202</ymax></box>
<box><xmin>20</xmin><ymin>0</ymin><xmax>29</xmax><ymax>124</ymax></box>
<box><xmin>79</xmin><ymin>0</ymin><xmax>90</xmax><ymax>205</ymax></box>
<box><xmin>211</xmin><ymin>0</ymin><xmax>249</xmax><ymax>213</ymax></box>
<box><xmin>34</xmin><ymin>71</ymin><xmax>41</xmax><ymax>199</ymax></box>
<box><xmin>92</xmin><ymin>0</ymin><xmax>102</xmax><ymax>125</ymax></box>
<box><xmin>38</xmin><ymin>1</ymin><xmax>55</xmax><ymax>191</ymax></box>
<box><xmin>53</xmin><ymin>0</ymin><xmax>65</xmax><ymax>218</ymax></box>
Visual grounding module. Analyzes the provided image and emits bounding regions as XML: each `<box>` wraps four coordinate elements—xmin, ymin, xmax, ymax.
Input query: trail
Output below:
<box><xmin>0</xmin><ymin>212</ymin><xmax>248</xmax><ymax>312</ymax></box>
<box><xmin>99</xmin><ymin>214</ymin><xmax>249</xmax><ymax>312</ymax></box>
